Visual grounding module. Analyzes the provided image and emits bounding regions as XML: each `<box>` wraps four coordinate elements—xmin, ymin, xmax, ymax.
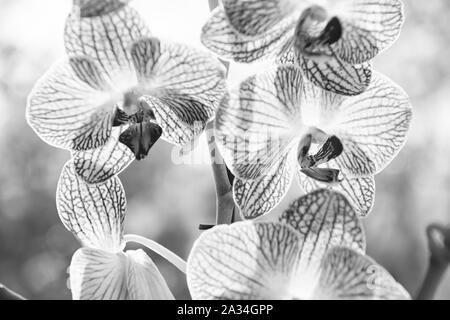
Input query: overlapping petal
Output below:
<box><xmin>65</xmin><ymin>4</ymin><xmax>150</xmax><ymax>87</ymax></box>
<box><xmin>221</xmin><ymin>0</ymin><xmax>303</xmax><ymax>36</ymax></box>
<box><xmin>26</xmin><ymin>57</ymin><xmax>116</xmax><ymax>151</ymax></box>
<box><xmin>298</xmin><ymin>54</ymin><xmax>372</xmax><ymax>96</ymax></box>
<box><xmin>72</xmin><ymin>127</ymin><xmax>135</xmax><ymax>184</ymax></box>
<box><xmin>331</xmin><ymin>0</ymin><xmax>404</xmax><ymax>65</ymax></box>
<box><xmin>56</xmin><ymin>161</ymin><xmax>126</xmax><ymax>252</ymax></box>
<box><xmin>201</xmin><ymin>7</ymin><xmax>296</xmax><ymax>63</ymax></box>
<box><xmin>131</xmin><ymin>37</ymin><xmax>226</xmax><ymax>145</ymax></box>
<box><xmin>326</xmin><ymin>72</ymin><xmax>412</xmax><ymax>177</ymax></box>
<box><xmin>298</xmin><ymin>167</ymin><xmax>375</xmax><ymax>217</ymax></box>
<box><xmin>70</xmin><ymin>248</ymin><xmax>173</xmax><ymax>300</ymax></box>
<box><xmin>234</xmin><ymin>150</ymin><xmax>296</xmax><ymax>220</ymax></box>
<box><xmin>187</xmin><ymin>222</ymin><xmax>301</xmax><ymax>300</ymax></box>
<box><xmin>314</xmin><ymin>247</ymin><xmax>410</xmax><ymax>300</ymax></box>
<box><xmin>73</xmin><ymin>0</ymin><xmax>131</xmax><ymax>18</ymax></box>
<box><xmin>215</xmin><ymin>65</ymin><xmax>303</xmax><ymax>180</ymax></box>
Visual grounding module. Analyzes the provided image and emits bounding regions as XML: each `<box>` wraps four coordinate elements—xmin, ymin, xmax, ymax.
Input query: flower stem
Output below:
<box><xmin>205</xmin><ymin>0</ymin><xmax>241</xmax><ymax>226</ymax></box>
<box><xmin>124</xmin><ymin>234</ymin><xmax>187</xmax><ymax>274</ymax></box>
<box><xmin>0</xmin><ymin>284</ymin><xmax>25</xmax><ymax>300</ymax></box>
<box><xmin>416</xmin><ymin>224</ymin><xmax>450</xmax><ymax>300</ymax></box>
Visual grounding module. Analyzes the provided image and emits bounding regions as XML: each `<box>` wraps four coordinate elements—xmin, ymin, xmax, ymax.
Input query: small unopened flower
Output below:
<box><xmin>202</xmin><ymin>0</ymin><xmax>404</xmax><ymax>95</ymax></box>
<box><xmin>57</xmin><ymin>161</ymin><xmax>186</xmax><ymax>300</ymax></box>
<box><xmin>216</xmin><ymin>65</ymin><xmax>411</xmax><ymax>219</ymax></box>
<box><xmin>27</xmin><ymin>0</ymin><xmax>226</xmax><ymax>183</ymax></box>
<box><xmin>187</xmin><ymin>189</ymin><xmax>410</xmax><ymax>300</ymax></box>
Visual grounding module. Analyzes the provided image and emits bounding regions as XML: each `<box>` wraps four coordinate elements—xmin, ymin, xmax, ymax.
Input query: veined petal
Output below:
<box><xmin>65</xmin><ymin>5</ymin><xmax>150</xmax><ymax>88</ymax></box>
<box><xmin>329</xmin><ymin>72</ymin><xmax>412</xmax><ymax>177</ymax></box>
<box><xmin>215</xmin><ymin>66</ymin><xmax>304</xmax><ymax>180</ymax></box>
<box><xmin>298</xmin><ymin>54</ymin><xmax>372</xmax><ymax>96</ymax></box>
<box><xmin>187</xmin><ymin>222</ymin><xmax>301</xmax><ymax>300</ymax></box>
<box><xmin>313</xmin><ymin>247</ymin><xmax>410</xmax><ymax>300</ymax></box>
<box><xmin>279</xmin><ymin>189</ymin><xmax>365</xmax><ymax>281</ymax></box>
<box><xmin>234</xmin><ymin>149</ymin><xmax>296</xmax><ymax>220</ymax></box>
<box><xmin>201</xmin><ymin>7</ymin><xmax>296</xmax><ymax>63</ymax></box>
<box><xmin>298</xmin><ymin>168</ymin><xmax>375</xmax><ymax>217</ymax></box>
<box><xmin>130</xmin><ymin>37</ymin><xmax>226</xmax><ymax>145</ymax></box>
<box><xmin>126</xmin><ymin>249</ymin><xmax>174</xmax><ymax>300</ymax></box>
<box><xmin>72</xmin><ymin>126</ymin><xmax>135</xmax><ymax>184</ymax></box>
<box><xmin>70</xmin><ymin>248</ymin><xmax>128</xmax><ymax>300</ymax></box>
<box><xmin>27</xmin><ymin>58</ymin><xmax>116</xmax><ymax>151</ymax></box>
<box><xmin>331</xmin><ymin>0</ymin><xmax>404</xmax><ymax>64</ymax></box>
<box><xmin>56</xmin><ymin>161</ymin><xmax>126</xmax><ymax>252</ymax></box>
<box><xmin>221</xmin><ymin>0</ymin><xmax>303</xmax><ymax>36</ymax></box>
<box><xmin>73</xmin><ymin>0</ymin><xmax>131</xmax><ymax>18</ymax></box>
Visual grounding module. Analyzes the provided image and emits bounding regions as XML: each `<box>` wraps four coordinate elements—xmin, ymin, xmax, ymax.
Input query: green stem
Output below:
<box><xmin>124</xmin><ymin>234</ymin><xmax>187</xmax><ymax>274</ymax></box>
<box><xmin>416</xmin><ymin>256</ymin><xmax>448</xmax><ymax>300</ymax></box>
<box><xmin>0</xmin><ymin>284</ymin><xmax>25</xmax><ymax>300</ymax></box>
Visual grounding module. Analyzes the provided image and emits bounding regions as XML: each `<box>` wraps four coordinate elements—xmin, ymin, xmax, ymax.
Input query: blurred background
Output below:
<box><xmin>0</xmin><ymin>0</ymin><xmax>449</xmax><ymax>300</ymax></box>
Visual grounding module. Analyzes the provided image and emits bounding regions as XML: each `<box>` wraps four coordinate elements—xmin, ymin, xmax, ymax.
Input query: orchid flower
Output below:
<box><xmin>187</xmin><ymin>189</ymin><xmax>410</xmax><ymax>300</ymax></box>
<box><xmin>27</xmin><ymin>0</ymin><xmax>227</xmax><ymax>184</ymax></box>
<box><xmin>202</xmin><ymin>0</ymin><xmax>404</xmax><ymax>95</ymax></box>
<box><xmin>56</xmin><ymin>161</ymin><xmax>186</xmax><ymax>300</ymax></box>
<box><xmin>215</xmin><ymin>65</ymin><xmax>411</xmax><ymax>219</ymax></box>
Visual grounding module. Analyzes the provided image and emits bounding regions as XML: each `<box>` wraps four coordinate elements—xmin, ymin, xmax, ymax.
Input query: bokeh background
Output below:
<box><xmin>0</xmin><ymin>0</ymin><xmax>449</xmax><ymax>300</ymax></box>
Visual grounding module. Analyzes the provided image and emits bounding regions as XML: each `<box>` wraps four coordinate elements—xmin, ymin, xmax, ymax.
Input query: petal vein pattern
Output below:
<box><xmin>56</xmin><ymin>161</ymin><xmax>126</xmax><ymax>252</ymax></box>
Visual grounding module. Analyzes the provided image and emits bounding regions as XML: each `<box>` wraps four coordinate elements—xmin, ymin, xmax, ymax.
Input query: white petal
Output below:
<box><xmin>73</xmin><ymin>0</ymin><xmax>131</xmax><ymax>17</ymax></box>
<box><xmin>70</xmin><ymin>248</ymin><xmax>128</xmax><ymax>300</ymax></box>
<box><xmin>27</xmin><ymin>58</ymin><xmax>116</xmax><ymax>151</ymax></box>
<box><xmin>72</xmin><ymin>127</ymin><xmax>135</xmax><ymax>184</ymax></box>
<box><xmin>187</xmin><ymin>222</ymin><xmax>301</xmax><ymax>300</ymax></box>
<box><xmin>126</xmin><ymin>249</ymin><xmax>174</xmax><ymax>300</ymax></box>
<box><xmin>56</xmin><ymin>161</ymin><xmax>126</xmax><ymax>252</ymax></box>
<box><xmin>313</xmin><ymin>247</ymin><xmax>411</xmax><ymax>300</ymax></box>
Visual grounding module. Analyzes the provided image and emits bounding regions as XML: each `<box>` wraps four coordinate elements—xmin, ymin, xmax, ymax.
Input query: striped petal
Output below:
<box><xmin>201</xmin><ymin>7</ymin><xmax>296</xmax><ymax>63</ymax></box>
<box><xmin>331</xmin><ymin>0</ymin><xmax>404</xmax><ymax>65</ymax></box>
<box><xmin>72</xmin><ymin>127</ymin><xmax>135</xmax><ymax>184</ymax></box>
<box><xmin>298</xmin><ymin>54</ymin><xmax>372</xmax><ymax>96</ymax></box>
<box><xmin>187</xmin><ymin>222</ymin><xmax>301</xmax><ymax>300</ymax></box>
<box><xmin>130</xmin><ymin>37</ymin><xmax>226</xmax><ymax>145</ymax></box>
<box><xmin>328</xmin><ymin>72</ymin><xmax>412</xmax><ymax>177</ymax></box>
<box><xmin>313</xmin><ymin>247</ymin><xmax>410</xmax><ymax>300</ymax></box>
<box><xmin>221</xmin><ymin>0</ymin><xmax>303</xmax><ymax>36</ymax></box>
<box><xmin>65</xmin><ymin>4</ymin><xmax>150</xmax><ymax>87</ymax></box>
<box><xmin>126</xmin><ymin>249</ymin><xmax>174</xmax><ymax>300</ymax></box>
<box><xmin>70</xmin><ymin>248</ymin><xmax>128</xmax><ymax>300</ymax></box>
<box><xmin>298</xmin><ymin>167</ymin><xmax>375</xmax><ymax>217</ymax></box>
<box><xmin>234</xmin><ymin>149</ymin><xmax>296</xmax><ymax>220</ymax></box>
<box><xmin>215</xmin><ymin>66</ymin><xmax>304</xmax><ymax>180</ymax></box>
<box><xmin>56</xmin><ymin>161</ymin><xmax>126</xmax><ymax>252</ymax></box>
<box><xmin>73</xmin><ymin>0</ymin><xmax>131</xmax><ymax>18</ymax></box>
<box><xmin>279</xmin><ymin>189</ymin><xmax>365</xmax><ymax>277</ymax></box>
<box><xmin>27</xmin><ymin>58</ymin><xmax>116</xmax><ymax>151</ymax></box>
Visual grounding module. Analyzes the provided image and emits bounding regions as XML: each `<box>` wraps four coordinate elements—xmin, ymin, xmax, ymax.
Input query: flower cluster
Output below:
<box><xmin>26</xmin><ymin>0</ymin><xmax>413</xmax><ymax>300</ymax></box>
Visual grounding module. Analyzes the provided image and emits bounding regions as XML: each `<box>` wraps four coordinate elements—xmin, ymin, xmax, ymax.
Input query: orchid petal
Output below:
<box><xmin>215</xmin><ymin>66</ymin><xmax>304</xmax><ymax>180</ymax></box>
<box><xmin>70</xmin><ymin>248</ymin><xmax>127</xmax><ymax>300</ymax></box>
<box><xmin>329</xmin><ymin>72</ymin><xmax>412</xmax><ymax>177</ymax></box>
<box><xmin>201</xmin><ymin>7</ymin><xmax>295</xmax><ymax>63</ymax></box>
<box><xmin>65</xmin><ymin>5</ymin><xmax>150</xmax><ymax>86</ymax></box>
<box><xmin>126</xmin><ymin>249</ymin><xmax>174</xmax><ymax>300</ymax></box>
<box><xmin>331</xmin><ymin>0</ymin><xmax>404</xmax><ymax>64</ymax></box>
<box><xmin>221</xmin><ymin>0</ymin><xmax>303</xmax><ymax>36</ymax></box>
<box><xmin>130</xmin><ymin>37</ymin><xmax>226</xmax><ymax>145</ymax></box>
<box><xmin>187</xmin><ymin>222</ymin><xmax>301</xmax><ymax>300</ymax></box>
<box><xmin>234</xmin><ymin>150</ymin><xmax>296</xmax><ymax>220</ymax></box>
<box><xmin>56</xmin><ymin>161</ymin><xmax>126</xmax><ymax>252</ymax></box>
<box><xmin>298</xmin><ymin>54</ymin><xmax>372</xmax><ymax>96</ymax></box>
<box><xmin>72</xmin><ymin>127</ymin><xmax>135</xmax><ymax>184</ymax></box>
<box><xmin>298</xmin><ymin>168</ymin><xmax>375</xmax><ymax>217</ymax></box>
<box><xmin>27</xmin><ymin>58</ymin><xmax>115</xmax><ymax>151</ymax></box>
<box><xmin>279</xmin><ymin>189</ymin><xmax>365</xmax><ymax>283</ymax></box>
<box><xmin>314</xmin><ymin>247</ymin><xmax>411</xmax><ymax>300</ymax></box>
<box><xmin>73</xmin><ymin>0</ymin><xmax>131</xmax><ymax>17</ymax></box>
